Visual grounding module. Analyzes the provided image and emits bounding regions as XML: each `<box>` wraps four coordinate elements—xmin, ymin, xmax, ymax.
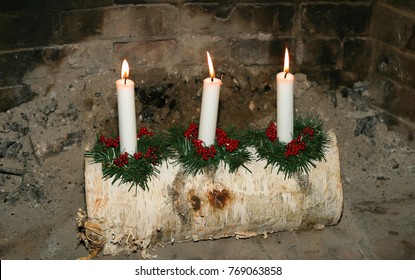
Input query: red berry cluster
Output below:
<box><xmin>113</xmin><ymin>152</ymin><xmax>129</xmax><ymax>167</ymax></box>
<box><xmin>128</xmin><ymin>147</ymin><xmax>159</xmax><ymax>165</ymax></box>
<box><xmin>184</xmin><ymin>123</ymin><xmax>216</xmax><ymax>160</ymax></box>
<box><xmin>265</xmin><ymin>122</ymin><xmax>277</xmax><ymax>142</ymax></box>
<box><xmin>133</xmin><ymin>152</ymin><xmax>143</xmax><ymax>160</ymax></box>
<box><xmin>216</xmin><ymin>128</ymin><xmax>239</xmax><ymax>152</ymax></box>
<box><xmin>192</xmin><ymin>139</ymin><xmax>216</xmax><ymax>160</ymax></box>
<box><xmin>285</xmin><ymin>139</ymin><xmax>306</xmax><ymax>157</ymax></box>
<box><xmin>284</xmin><ymin>127</ymin><xmax>315</xmax><ymax>157</ymax></box>
<box><xmin>184</xmin><ymin>122</ymin><xmax>198</xmax><ymax>139</ymax></box>
<box><xmin>99</xmin><ymin>135</ymin><xmax>120</xmax><ymax>148</ymax></box>
<box><xmin>301</xmin><ymin>126</ymin><xmax>315</xmax><ymax>139</ymax></box>
<box><xmin>144</xmin><ymin>146</ymin><xmax>158</xmax><ymax>164</ymax></box>
<box><xmin>137</xmin><ymin>127</ymin><xmax>155</xmax><ymax>138</ymax></box>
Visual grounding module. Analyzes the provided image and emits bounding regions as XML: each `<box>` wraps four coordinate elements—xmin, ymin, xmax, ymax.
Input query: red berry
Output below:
<box><xmin>266</xmin><ymin>122</ymin><xmax>277</xmax><ymax>142</ymax></box>
<box><xmin>134</xmin><ymin>152</ymin><xmax>142</xmax><ymax>160</ymax></box>
<box><xmin>184</xmin><ymin>122</ymin><xmax>199</xmax><ymax>139</ymax></box>
<box><xmin>138</xmin><ymin>127</ymin><xmax>154</xmax><ymax>138</ymax></box>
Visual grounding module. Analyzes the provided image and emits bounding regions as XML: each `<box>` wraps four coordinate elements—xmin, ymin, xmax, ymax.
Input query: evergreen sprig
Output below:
<box><xmin>84</xmin><ymin>130</ymin><xmax>170</xmax><ymax>191</ymax></box>
<box><xmin>167</xmin><ymin>123</ymin><xmax>252</xmax><ymax>176</ymax></box>
<box><xmin>247</xmin><ymin>116</ymin><xmax>330</xmax><ymax>179</ymax></box>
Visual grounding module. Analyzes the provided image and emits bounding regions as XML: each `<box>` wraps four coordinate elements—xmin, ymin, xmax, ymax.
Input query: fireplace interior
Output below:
<box><xmin>0</xmin><ymin>0</ymin><xmax>414</xmax><ymax>260</ymax></box>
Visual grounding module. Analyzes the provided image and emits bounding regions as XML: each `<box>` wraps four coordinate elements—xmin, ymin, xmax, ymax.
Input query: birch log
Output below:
<box><xmin>84</xmin><ymin>130</ymin><xmax>343</xmax><ymax>256</ymax></box>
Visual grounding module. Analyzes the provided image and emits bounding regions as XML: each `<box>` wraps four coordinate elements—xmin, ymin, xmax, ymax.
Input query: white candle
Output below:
<box><xmin>198</xmin><ymin>51</ymin><xmax>222</xmax><ymax>146</ymax></box>
<box><xmin>116</xmin><ymin>59</ymin><xmax>137</xmax><ymax>155</ymax></box>
<box><xmin>276</xmin><ymin>47</ymin><xmax>294</xmax><ymax>143</ymax></box>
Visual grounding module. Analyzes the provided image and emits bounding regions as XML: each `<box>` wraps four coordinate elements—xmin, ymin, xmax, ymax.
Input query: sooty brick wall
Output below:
<box><xmin>369</xmin><ymin>0</ymin><xmax>415</xmax><ymax>137</ymax></box>
<box><xmin>0</xmin><ymin>1</ymin><xmax>372</xmax><ymax>110</ymax></box>
<box><xmin>0</xmin><ymin>0</ymin><xmax>414</xmax><ymax>136</ymax></box>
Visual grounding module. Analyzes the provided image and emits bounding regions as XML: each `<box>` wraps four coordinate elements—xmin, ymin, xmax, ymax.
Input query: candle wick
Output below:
<box><xmin>284</xmin><ymin>71</ymin><xmax>288</xmax><ymax>79</ymax></box>
<box><xmin>124</xmin><ymin>77</ymin><xmax>127</xmax><ymax>85</ymax></box>
<box><xmin>211</xmin><ymin>77</ymin><xmax>213</xmax><ymax>82</ymax></box>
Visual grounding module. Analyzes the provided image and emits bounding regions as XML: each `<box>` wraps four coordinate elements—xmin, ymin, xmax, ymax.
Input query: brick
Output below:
<box><xmin>59</xmin><ymin>0</ymin><xmax>113</xmax><ymax>10</ymax></box>
<box><xmin>181</xmin><ymin>3</ymin><xmax>254</xmax><ymax>34</ymax></box>
<box><xmin>0</xmin><ymin>50</ymin><xmax>44</xmax><ymax>87</ymax></box>
<box><xmin>186</xmin><ymin>0</ymin><xmax>357</xmax><ymax>3</ymax></box>
<box><xmin>253</xmin><ymin>4</ymin><xmax>295</xmax><ymax>33</ymax></box>
<box><xmin>113</xmin><ymin>40</ymin><xmax>178</xmax><ymax>74</ymax></box>
<box><xmin>0</xmin><ymin>0</ymin><xmax>112</xmax><ymax>11</ymax></box>
<box><xmin>42</xmin><ymin>48</ymin><xmax>69</xmax><ymax>64</ymax></box>
<box><xmin>371</xmin><ymin>76</ymin><xmax>415</xmax><ymax>123</ymax></box>
<box><xmin>214</xmin><ymin>4</ymin><xmax>234</xmax><ymax>19</ymax></box>
<box><xmin>343</xmin><ymin>39</ymin><xmax>372</xmax><ymax>74</ymax></box>
<box><xmin>179</xmin><ymin>35</ymin><xmax>229</xmax><ymax>65</ymax></box>
<box><xmin>230</xmin><ymin>39</ymin><xmax>269</xmax><ymax>65</ymax></box>
<box><xmin>122</xmin><ymin>4</ymin><xmax>179</xmax><ymax>38</ymax></box>
<box><xmin>301</xmin><ymin>3</ymin><xmax>371</xmax><ymax>37</ymax></box>
<box><xmin>332</xmin><ymin>70</ymin><xmax>361</xmax><ymax>87</ymax></box>
<box><xmin>0</xmin><ymin>86</ymin><xmax>37</xmax><ymax>112</ymax></box>
<box><xmin>230</xmin><ymin>39</ymin><xmax>294</xmax><ymax>66</ymax></box>
<box><xmin>371</xmin><ymin>4</ymin><xmax>415</xmax><ymax>51</ymax></box>
<box><xmin>181</xmin><ymin>4</ymin><xmax>220</xmax><ymax>33</ymax></box>
<box><xmin>60</xmin><ymin>9</ymin><xmax>105</xmax><ymax>43</ymax></box>
<box><xmin>381</xmin><ymin>0</ymin><xmax>415</xmax><ymax>12</ymax></box>
<box><xmin>0</xmin><ymin>12</ymin><xmax>57</xmax><ymax>49</ymax></box>
<box><xmin>122</xmin><ymin>0</ymin><xmax>292</xmax><ymax>4</ymax></box>
<box><xmin>374</xmin><ymin>44</ymin><xmax>415</xmax><ymax>88</ymax></box>
<box><xmin>216</xmin><ymin>5</ymin><xmax>253</xmax><ymax>34</ymax></box>
<box><xmin>115</xmin><ymin>0</ymin><xmax>274</xmax><ymax>4</ymax></box>
<box><xmin>54</xmin><ymin>42</ymin><xmax>113</xmax><ymax>75</ymax></box>
<box><xmin>301</xmin><ymin>39</ymin><xmax>340</xmax><ymax>66</ymax></box>
<box><xmin>407</xmin><ymin>27</ymin><xmax>415</xmax><ymax>51</ymax></box>
<box><xmin>296</xmin><ymin>65</ymin><xmax>331</xmax><ymax>83</ymax></box>
<box><xmin>114</xmin><ymin>0</ymin><xmax>177</xmax><ymax>4</ymax></box>
<box><xmin>0</xmin><ymin>47</ymin><xmax>71</xmax><ymax>101</ymax></box>
<box><xmin>60</xmin><ymin>5</ymin><xmax>178</xmax><ymax>43</ymax></box>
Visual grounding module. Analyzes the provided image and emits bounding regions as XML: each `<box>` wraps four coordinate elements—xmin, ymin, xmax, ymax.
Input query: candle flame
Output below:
<box><xmin>207</xmin><ymin>51</ymin><xmax>215</xmax><ymax>79</ymax></box>
<box><xmin>121</xmin><ymin>59</ymin><xmax>129</xmax><ymax>79</ymax></box>
<box><xmin>283</xmin><ymin>47</ymin><xmax>289</xmax><ymax>73</ymax></box>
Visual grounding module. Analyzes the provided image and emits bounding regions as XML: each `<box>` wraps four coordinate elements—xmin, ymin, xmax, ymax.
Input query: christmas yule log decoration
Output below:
<box><xmin>84</xmin><ymin>120</ymin><xmax>343</xmax><ymax>256</ymax></box>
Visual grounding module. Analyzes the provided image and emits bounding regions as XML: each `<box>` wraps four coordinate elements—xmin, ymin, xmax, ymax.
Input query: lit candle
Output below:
<box><xmin>276</xmin><ymin>47</ymin><xmax>294</xmax><ymax>143</ymax></box>
<box><xmin>116</xmin><ymin>59</ymin><xmax>137</xmax><ymax>155</ymax></box>
<box><xmin>198</xmin><ymin>51</ymin><xmax>222</xmax><ymax>146</ymax></box>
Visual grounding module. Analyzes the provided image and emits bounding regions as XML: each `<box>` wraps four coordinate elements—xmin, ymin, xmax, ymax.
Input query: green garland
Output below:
<box><xmin>246</xmin><ymin>116</ymin><xmax>330</xmax><ymax>179</ymax></box>
<box><xmin>167</xmin><ymin>123</ymin><xmax>252</xmax><ymax>176</ymax></box>
<box><xmin>84</xmin><ymin>128</ymin><xmax>171</xmax><ymax>191</ymax></box>
<box><xmin>85</xmin><ymin>117</ymin><xmax>330</xmax><ymax>190</ymax></box>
